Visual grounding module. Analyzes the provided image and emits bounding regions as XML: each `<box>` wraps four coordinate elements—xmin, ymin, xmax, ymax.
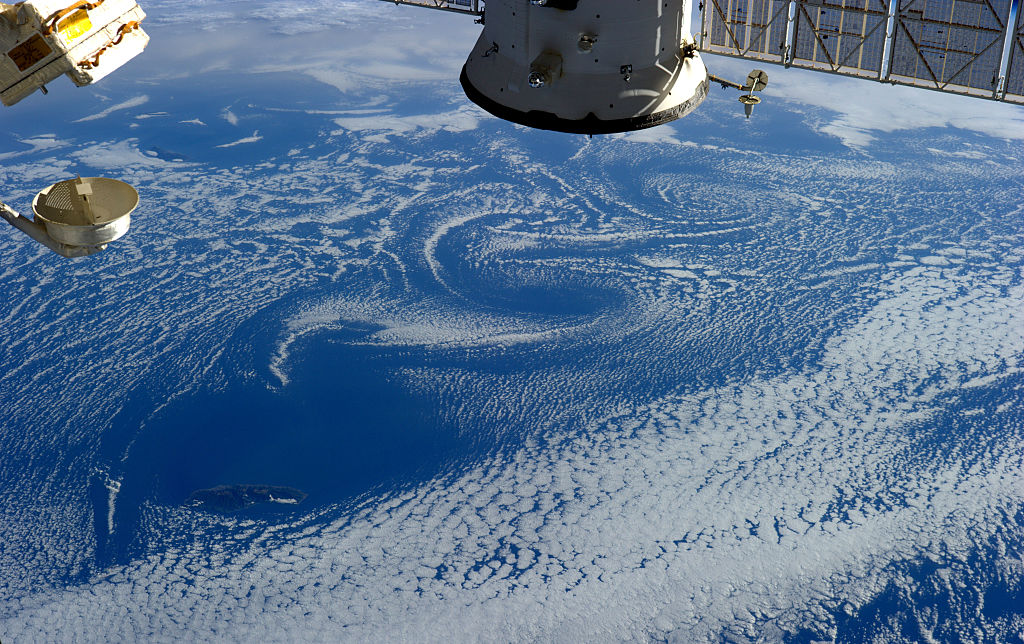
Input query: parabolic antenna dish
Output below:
<box><xmin>32</xmin><ymin>176</ymin><xmax>138</xmax><ymax>246</ymax></box>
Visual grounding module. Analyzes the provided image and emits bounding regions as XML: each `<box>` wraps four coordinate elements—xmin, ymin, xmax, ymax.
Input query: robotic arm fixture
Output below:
<box><xmin>708</xmin><ymin>68</ymin><xmax>769</xmax><ymax>118</ymax></box>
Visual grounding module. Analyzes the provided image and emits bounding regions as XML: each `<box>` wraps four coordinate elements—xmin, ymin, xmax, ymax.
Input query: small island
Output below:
<box><xmin>187</xmin><ymin>484</ymin><xmax>307</xmax><ymax>512</ymax></box>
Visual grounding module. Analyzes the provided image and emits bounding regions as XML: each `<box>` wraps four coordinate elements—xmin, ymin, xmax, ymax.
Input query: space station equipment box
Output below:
<box><xmin>0</xmin><ymin>0</ymin><xmax>148</xmax><ymax>106</ymax></box>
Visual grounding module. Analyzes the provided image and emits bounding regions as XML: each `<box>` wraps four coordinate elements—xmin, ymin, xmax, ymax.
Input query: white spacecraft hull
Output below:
<box><xmin>0</xmin><ymin>0</ymin><xmax>149</xmax><ymax>106</ymax></box>
<box><xmin>461</xmin><ymin>0</ymin><xmax>708</xmax><ymax>134</ymax></box>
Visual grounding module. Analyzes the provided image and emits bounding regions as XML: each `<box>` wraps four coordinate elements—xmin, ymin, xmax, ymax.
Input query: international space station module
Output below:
<box><xmin>459</xmin><ymin>0</ymin><xmax>722</xmax><ymax>133</ymax></box>
<box><xmin>390</xmin><ymin>0</ymin><xmax>766</xmax><ymax>132</ymax></box>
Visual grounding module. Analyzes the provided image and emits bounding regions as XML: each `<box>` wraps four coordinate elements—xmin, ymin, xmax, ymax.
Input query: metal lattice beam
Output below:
<box><xmin>701</xmin><ymin>0</ymin><xmax>1019</xmax><ymax>102</ymax></box>
<box><xmin>999</xmin><ymin>0</ymin><xmax>1024</xmax><ymax>101</ymax></box>
<box><xmin>378</xmin><ymin>0</ymin><xmax>484</xmax><ymax>16</ymax></box>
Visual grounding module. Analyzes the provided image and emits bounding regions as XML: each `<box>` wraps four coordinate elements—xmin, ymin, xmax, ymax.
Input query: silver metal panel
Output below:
<box><xmin>702</xmin><ymin>0</ymin><xmax>791</xmax><ymax>63</ymax></box>
<box><xmin>888</xmin><ymin>0</ymin><xmax>1010</xmax><ymax>96</ymax></box>
<box><xmin>702</xmin><ymin>0</ymin><xmax>1018</xmax><ymax>101</ymax></box>
<box><xmin>791</xmin><ymin>0</ymin><xmax>890</xmax><ymax>77</ymax></box>
<box><xmin>1002</xmin><ymin>2</ymin><xmax>1024</xmax><ymax>102</ymax></box>
<box><xmin>379</xmin><ymin>0</ymin><xmax>483</xmax><ymax>15</ymax></box>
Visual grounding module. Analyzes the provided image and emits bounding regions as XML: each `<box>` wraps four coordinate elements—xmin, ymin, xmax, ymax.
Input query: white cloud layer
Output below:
<box><xmin>4</xmin><ymin>264</ymin><xmax>1022</xmax><ymax>641</ymax></box>
<box><xmin>331</xmin><ymin>106</ymin><xmax>479</xmax><ymax>141</ymax></box>
<box><xmin>1</xmin><ymin>3</ymin><xmax>1022</xmax><ymax>642</ymax></box>
<box><xmin>215</xmin><ymin>130</ymin><xmax>263</xmax><ymax>148</ymax></box>
<box><xmin>73</xmin><ymin>95</ymin><xmax>150</xmax><ymax>123</ymax></box>
<box><xmin>703</xmin><ymin>54</ymin><xmax>1024</xmax><ymax>147</ymax></box>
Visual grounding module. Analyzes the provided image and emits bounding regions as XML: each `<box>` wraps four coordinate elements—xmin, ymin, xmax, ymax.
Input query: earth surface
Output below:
<box><xmin>1</xmin><ymin>1</ymin><xmax>1024</xmax><ymax>641</ymax></box>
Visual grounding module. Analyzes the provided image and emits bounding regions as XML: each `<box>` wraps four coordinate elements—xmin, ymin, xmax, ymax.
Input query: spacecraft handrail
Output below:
<box><xmin>78</xmin><ymin>19</ymin><xmax>139</xmax><ymax>69</ymax></box>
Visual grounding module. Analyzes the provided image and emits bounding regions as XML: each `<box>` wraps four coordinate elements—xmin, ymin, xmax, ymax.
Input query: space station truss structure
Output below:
<box><xmin>383</xmin><ymin>0</ymin><xmax>483</xmax><ymax>16</ymax></box>
<box><xmin>700</xmin><ymin>0</ymin><xmax>1024</xmax><ymax>103</ymax></box>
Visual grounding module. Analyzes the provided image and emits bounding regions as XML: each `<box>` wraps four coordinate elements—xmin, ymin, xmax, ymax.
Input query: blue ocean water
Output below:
<box><xmin>111</xmin><ymin>341</ymin><xmax>453</xmax><ymax>539</ymax></box>
<box><xmin>1</xmin><ymin>5</ymin><xmax>1023</xmax><ymax>640</ymax></box>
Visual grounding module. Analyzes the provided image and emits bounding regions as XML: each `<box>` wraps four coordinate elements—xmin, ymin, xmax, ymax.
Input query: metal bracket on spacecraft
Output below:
<box><xmin>0</xmin><ymin>0</ymin><xmax>148</xmax><ymax>106</ymax></box>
